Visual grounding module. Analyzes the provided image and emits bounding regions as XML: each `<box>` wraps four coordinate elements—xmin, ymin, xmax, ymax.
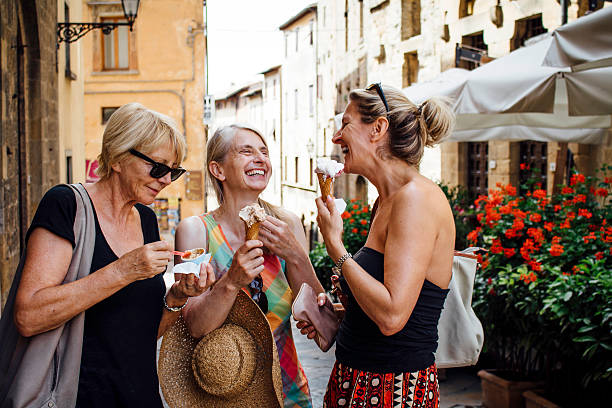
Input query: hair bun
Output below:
<box><xmin>420</xmin><ymin>97</ymin><xmax>455</xmax><ymax>147</ymax></box>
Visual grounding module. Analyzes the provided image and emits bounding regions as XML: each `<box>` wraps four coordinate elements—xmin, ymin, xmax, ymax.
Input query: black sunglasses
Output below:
<box><xmin>129</xmin><ymin>149</ymin><xmax>186</xmax><ymax>182</ymax></box>
<box><xmin>249</xmin><ymin>275</ymin><xmax>269</xmax><ymax>314</ymax></box>
<box><xmin>366</xmin><ymin>82</ymin><xmax>390</xmax><ymax>112</ymax></box>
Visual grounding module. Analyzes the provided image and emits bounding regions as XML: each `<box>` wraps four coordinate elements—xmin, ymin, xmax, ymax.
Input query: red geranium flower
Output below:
<box><xmin>550</xmin><ymin>244</ymin><xmax>564</xmax><ymax>257</ymax></box>
<box><xmin>561</xmin><ymin>186</ymin><xmax>574</xmax><ymax>195</ymax></box>
<box><xmin>529</xmin><ymin>213</ymin><xmax>542</xmax><ymax>223</ymax></box>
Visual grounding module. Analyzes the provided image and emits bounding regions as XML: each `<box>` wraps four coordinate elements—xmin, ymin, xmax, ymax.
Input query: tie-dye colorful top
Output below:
<box><xmin>199</xmin><ymin>214</ymin><xmax>312</xmax><ymax>408</ymax></box>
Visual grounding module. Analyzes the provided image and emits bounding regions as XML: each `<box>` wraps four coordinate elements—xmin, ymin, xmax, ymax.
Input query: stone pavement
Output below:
<box><xmin>291</xmin><ymin>320</ymin><xmax>483</xmax><ymax>408</ymax></box>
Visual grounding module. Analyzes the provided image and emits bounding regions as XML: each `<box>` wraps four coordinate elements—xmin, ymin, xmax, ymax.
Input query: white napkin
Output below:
<box><xmin>334</xmin><ymin>198</ymin><xmax>347</xmax><ymax>214</ymax></box>
<box><xmin>172</xmin><ymin>253</ymin><xmax>212</xmax><ymax>276</ymax></box>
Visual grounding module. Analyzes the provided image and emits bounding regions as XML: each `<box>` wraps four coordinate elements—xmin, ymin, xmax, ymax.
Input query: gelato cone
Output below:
<box><xmin>317</xmin><ymin>173</ymin><xmax>334</xmax><ymax>198</ymax></box>
<box><xmin>315</xmin><ymin>158</ymin><xmax>344</xmax><ymax>198</ymax></box>
<box><xmin>239</xmin><ymin>203</ymin><xmax>267</xmax><ymax>241</ymax></box>
<box><xmin>246</xmin><ymin>222</ymin><xmax>261</xmax><ymax>240</ymax></box>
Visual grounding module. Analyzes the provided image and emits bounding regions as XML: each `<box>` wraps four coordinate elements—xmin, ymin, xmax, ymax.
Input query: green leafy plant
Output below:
<box><xmin>469</xmin><ymin>165</ymin><xmax>612</xmax><ymax>403</ymax></box>
<box><xmin>438</xmin><ymin>182</ymin><xmax>479</xmax><ymax>250</ymax></box>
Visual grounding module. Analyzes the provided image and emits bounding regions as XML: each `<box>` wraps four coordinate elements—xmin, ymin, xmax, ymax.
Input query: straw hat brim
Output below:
<box><xmin>158</xmin><ymin>290</ymin><xmax>283</xmax><ymax>408</ymax></box>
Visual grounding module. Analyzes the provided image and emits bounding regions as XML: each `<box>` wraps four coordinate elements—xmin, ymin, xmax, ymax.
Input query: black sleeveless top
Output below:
<box><xmin>336</xmin><ymin>246</ymin><xmax>449</xmax><ymax>373</ymax></box>
<box><xmin>26</xmin><ymin>185</ymin><xmax>165</xmax><ymax>408</ymax></box>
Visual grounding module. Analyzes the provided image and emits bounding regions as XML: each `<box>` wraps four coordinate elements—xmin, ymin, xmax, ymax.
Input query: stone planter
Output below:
<box><xmin>523</xmin><ymin>390</ymin><xmax>561</xmax><ymax>408</ymax></box>
<box><xmin>478</xmin><ymin>369</ymin><xmax>545</xmax><ymax>408</ymax></box>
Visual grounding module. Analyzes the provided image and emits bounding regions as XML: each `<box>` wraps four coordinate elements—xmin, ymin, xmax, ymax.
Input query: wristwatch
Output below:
<box><xmin>332</xmin><ymin>252</ymin><xmax>352</xmax><ymax>277</ymax></box>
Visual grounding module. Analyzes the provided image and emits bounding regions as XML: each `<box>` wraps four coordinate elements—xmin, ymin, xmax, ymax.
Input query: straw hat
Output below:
<box><xmin>158</xmin><ymin>290</ymin><xmax>283</xmax><ymax>408</ymax></box>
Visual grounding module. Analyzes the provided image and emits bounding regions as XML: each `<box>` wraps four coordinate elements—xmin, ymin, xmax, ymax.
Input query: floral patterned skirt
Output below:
<box><xmin>323</xmin><ymin>361</ymin><xmax>440</xmax><ymax>408</ymax></box>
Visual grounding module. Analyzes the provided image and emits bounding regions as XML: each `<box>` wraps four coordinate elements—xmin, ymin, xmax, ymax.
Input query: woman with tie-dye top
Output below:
<box><xmin>174</xmin><ymin>124</ymin><xmax>324</xmax><ymax>408</ymax></box>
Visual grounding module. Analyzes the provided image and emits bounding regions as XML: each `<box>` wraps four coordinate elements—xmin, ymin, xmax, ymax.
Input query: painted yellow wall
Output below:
<box><xmin>58</xmin><ymin>0</ymin><xmax>86</xmax><ymax>184</ymax></box>
<box><xmin>81</xmin><ymin>0</ymin><xmax>207</xmax><ymax>236</ymax></box>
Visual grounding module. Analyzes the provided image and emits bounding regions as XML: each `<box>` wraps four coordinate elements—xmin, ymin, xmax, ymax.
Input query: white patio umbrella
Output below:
<box><xmin>543</xmin><ymin>6</ymin><xmax>612</xmax><ymax>70</ymax></box>
<box><xmin>401</xmin><ymin>17</ymin><xmax>612</xmax><ymax>144</ymax></box>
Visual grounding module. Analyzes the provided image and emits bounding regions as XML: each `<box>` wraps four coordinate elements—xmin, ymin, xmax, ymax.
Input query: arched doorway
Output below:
<box><xmin>355</xmin><ymin>175</ymin><xmax>367</xmax><ymax>202</ymax></box>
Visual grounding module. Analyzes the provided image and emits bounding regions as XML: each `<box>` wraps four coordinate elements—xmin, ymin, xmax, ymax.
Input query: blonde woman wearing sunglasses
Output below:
<box><xmin>298</xmin><ymin>84</ymin><xmax>456</xmax><ymax>408</ymax></box>
<box><xmin>5</xmin><ymin>103</ymin><xmax>214</xmax><ymax>407</ymax></box>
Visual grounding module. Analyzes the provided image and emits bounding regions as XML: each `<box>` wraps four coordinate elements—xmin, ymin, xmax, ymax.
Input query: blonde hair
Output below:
<box><xmin>207</xmin><ymin>124</ymin><xmax>287</xmax><ymax>222</ymax></box>
<box><xmin>349</xmin><ymin>85</ymin><xmax>455</xmax><ymax>166</ymax></box>
<box><xmin>96</xmin><ymin>103</ymin><xmax>186</xmax><ymax>180</ymax></box>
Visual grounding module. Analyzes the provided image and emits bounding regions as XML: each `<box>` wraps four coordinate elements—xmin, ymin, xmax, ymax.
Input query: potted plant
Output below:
<box><xmin>469</xmin><ymin>166</ymin><xmax>612</xmax><ymax>407</ymax></box>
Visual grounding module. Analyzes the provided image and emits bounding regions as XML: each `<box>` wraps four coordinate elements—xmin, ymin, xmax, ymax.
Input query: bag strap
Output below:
<box><xmin>454</xmin><ymin>251</ymin><xmax>479</xmax><ymax>260</ymax></box>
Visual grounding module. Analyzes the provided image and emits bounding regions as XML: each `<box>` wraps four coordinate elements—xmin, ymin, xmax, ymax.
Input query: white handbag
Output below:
<box><xmin>434</xmin><ymin>247</ymin><xmax>485</xmax><ymax>368</ymax></box>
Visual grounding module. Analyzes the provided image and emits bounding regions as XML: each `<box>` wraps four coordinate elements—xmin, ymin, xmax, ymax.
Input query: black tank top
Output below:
<box><xmin>336</xmin><ymin>246</ymin><xmax>449</xmax><ymax>373</ymax></box>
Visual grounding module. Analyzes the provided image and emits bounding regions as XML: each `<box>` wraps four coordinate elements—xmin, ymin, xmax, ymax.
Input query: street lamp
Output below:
<box><xmin>306</xmin><ymin>139</ymin><xmax>315</xmax><ymax>157</ymax></box>
<box><xmin>57</xmin><ymin>0</ymin><xmax>140</xmax><ymax>44</ymax></box>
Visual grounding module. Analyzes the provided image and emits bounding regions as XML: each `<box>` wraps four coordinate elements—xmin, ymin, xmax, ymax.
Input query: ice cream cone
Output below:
<box><xmin>245</xmin><ymin>222</ymin><xmax>261</xmax><ymax>240</ymax></box>
<box><xmin>317</xmin><ymin>173</ymin><xmax>334</xmax><ymax>198</ymax></box>
<box><xmin>239</xmin><ymin>203</ymin><xmax>267</xmax><ymax>242</ymax></box>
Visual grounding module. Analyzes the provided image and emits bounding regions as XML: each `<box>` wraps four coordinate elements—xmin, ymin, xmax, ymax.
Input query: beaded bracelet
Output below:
<box><xmin>163</xmin><ymin>292</ymin><xmax>188</xmax><ymax>312</ymax></box>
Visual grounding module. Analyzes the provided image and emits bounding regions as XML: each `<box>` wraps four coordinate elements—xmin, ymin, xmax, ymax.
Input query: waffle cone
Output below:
<box><xmin>245</xmin><ymin>222</ymin><xmax>261</xmax><ymax>240</ymax></box>
<box><xmin>317</xmin><ymin>173</ymin><xmax>334</xmax><ymax>198</ymax></box>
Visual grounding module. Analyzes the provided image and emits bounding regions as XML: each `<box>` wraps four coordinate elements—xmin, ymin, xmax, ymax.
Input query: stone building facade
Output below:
<box><xmin>317</xmin><ymin>0</ymin><xmax>610</xmax><ymax>202</ymax></box>
<box><xmin>81</xmin><ymin>0</ymin><xmax>207</xmax><ymax>240</ymax></box>
<box><xmin>0</xmin><ymin>0</ymin><xmax>61</xmax><ymax>309</ymax></box>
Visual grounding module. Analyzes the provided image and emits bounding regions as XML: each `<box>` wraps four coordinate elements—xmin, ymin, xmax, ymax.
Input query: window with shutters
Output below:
<box><xmin>101</xmin><ymin>17</ymin><xmax>131</xmax><ymax>70</ymax></box>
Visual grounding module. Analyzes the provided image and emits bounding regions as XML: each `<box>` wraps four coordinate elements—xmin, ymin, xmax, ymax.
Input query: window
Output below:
<box><xmin>294</xmin><ymin>89</ymin><xmax>299</xmax><ymax>119</ymax></box>
<box><xmin>273</xmin><ymin>79</ymin><xmax>277</xmax><ymax>99</ymax></box>
<box><xmin>102</xmin><ymin>17</ymin><xmax>129</xmax><ymax>70</ymax></box>
<box><xmin>295</xmin><ymin>28</ymin><xmax>299</xmax><ymax>52</ymax></box>
<box><xmin>403</xmin><ymin>52</ymin><xmax>419</xmax><ymax>87</ymax></box>
<box><xmin>295</xmin><ymin>157</ymin><xmax>299</xmax><ymax>183</ymax></box>
<box><xmin>519</xmin><ymin>141</ymin><xmax>547</xmax><ymax>194</ymax></box>
<box><xmin>309</xmin><ymin>20</ymin><xmax>314</xmax><ymax>45</ymax></box>
<box><xmin>457</xmin><ymin>32</ymin><xmax>488</xmax><ymax>70</ymax></box>
<box><xmin>309</xmin><ymin>159</ymin><xmax>314</xmax><ymax>185</ymax></box>
<box><xmin>64</xmin><ymin>2</ymin><xmax>76</xmax><ymax>80</ymax></box>
<box><xmin>308</xmin><ymin>84</ymin><xmax>314</xmax><ymax>116</ymax></box>
<box><xmin>459</xmin><ymin>0</ymin><xmax>475</xmax><ymax>18</ymax></box>
<box><xmin>359</xmin><ymin>0</ymin><xmax>364</xmax><ymax>38</ymax></box>
<box><xmin>65</xmin><ymin>152</ymin><xmax>73</xmax><ymax>184</ymax></box>
<box><xmin>401</xmin><ymin>0</ymin><xmax>421</xmax><ymax>40</ymax></box>
<box><xmin>284</xmin><ymin>33</ymin><xmax>288</xmax><ymax>57</ymax></box>
<box><xmin>344</xmin><ymin>0</ymin><xmax>349</xmax><ymax>52</ymax></box>
<box><xmin>511</xmin><ymin>15</ymin><xmax>548</xmax><ymax>51</ymax></box>
<box><xmin>467</xmin><ymin>142</ymin><xmax>488</xmax><ymax>199</ymax></box>
<box><xmin>101</xmin><ymin>107</ymin><xmax>119</xmax><ymax>124</ymax></box>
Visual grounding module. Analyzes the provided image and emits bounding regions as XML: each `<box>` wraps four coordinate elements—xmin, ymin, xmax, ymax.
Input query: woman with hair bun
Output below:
<box><xmin>297</xmin><ymin>84</ymin><xmax>456</xmax><ymax>408</ymax></box>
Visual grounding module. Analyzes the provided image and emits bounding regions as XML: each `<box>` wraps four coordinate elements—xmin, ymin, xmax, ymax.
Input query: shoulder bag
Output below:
<box><xmin>434</xmin><ymin>247</ymin><xmax>485</xmax><ymax>368</ymax></box>
<box><xmin>0</xmin><ymin>184</ymin><xmax>96</xmax><ymax>408</ymax></box>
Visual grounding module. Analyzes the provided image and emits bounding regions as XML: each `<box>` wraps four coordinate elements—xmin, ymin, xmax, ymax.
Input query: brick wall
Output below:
<box><xmin>0</xmin><ymin>0</ymin><xmax>58</xmax><ymax>311</ymax></box>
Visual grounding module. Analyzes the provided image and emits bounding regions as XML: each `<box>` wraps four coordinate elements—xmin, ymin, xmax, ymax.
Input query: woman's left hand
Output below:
<box><xmin>167</xmin><ymin>262</ymin><xmax>216</xmax><ymax>306</ymax></box>
<box><xmin>315</xmin><ymin>196</ymin><xmax>344</xmax><ymax>260</ymax></box>
<box><xmin>259</xmin><ymin>216</ymin><xmax>304</xmax><ymax>261</ymax></box>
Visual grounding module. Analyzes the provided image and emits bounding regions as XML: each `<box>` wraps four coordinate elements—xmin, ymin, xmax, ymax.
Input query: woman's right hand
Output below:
<box><xmin>113</xmin><ymin>240</ymin><xmax>173</xmax><ymax>284</ymax></box>
<box><xmin>224</xmin><ymin>240</ymin><xmax>265</xmax><ymax>289</ymax></box>
<box><xmin>296</xmin><ymin>293</ymin><xmax>345</xmax><ymax>339</ymax></box>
